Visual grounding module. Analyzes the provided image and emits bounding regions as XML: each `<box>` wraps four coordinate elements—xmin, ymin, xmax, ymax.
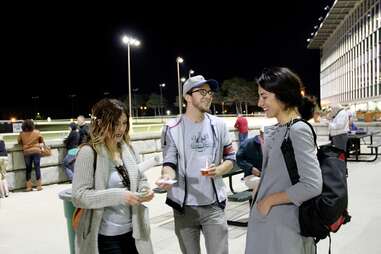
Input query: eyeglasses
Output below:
<box><xmin>190</xmin><ymin>89</ymin><xmax>214</xmax><ymax>97</ymax></box>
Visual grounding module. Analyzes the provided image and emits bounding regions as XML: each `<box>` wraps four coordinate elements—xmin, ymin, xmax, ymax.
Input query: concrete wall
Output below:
<box><xmin>4</xmin><ymin>122</ymin><xmax>381</xmax><ymax>190</ymax></box>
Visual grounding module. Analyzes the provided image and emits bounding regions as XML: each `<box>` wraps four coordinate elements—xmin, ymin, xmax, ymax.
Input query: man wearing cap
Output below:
<box><xmin>156</xmin><ymin>75</ymin><xmax>235</xmax><ymax>254</ymax></box>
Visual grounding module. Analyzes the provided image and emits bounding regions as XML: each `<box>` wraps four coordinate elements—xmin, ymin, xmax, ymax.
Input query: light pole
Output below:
<box><xmin>159</xmin><ymin>83</ymin><xmax>166</xmax><ymax>115</ymax></box>
<box><xmin>68</xmin><ymin>94</ymin><xmax>77</xmax><ymax>117</ymax></box>
<box><xmin>189</xmin><ymin>69</ymin><xmax>194</xmax><ymax>78</ymax></box>
<box><xmin>176</xmin><ymin>57</ymin><xmax>184</xmax><ymax>114</ymax></box>
<box><xmin>132</xmin><ymin>88</ymin><xmax>139</xmax><ymax>119</ymax></box>
<box><xmin>122</xmin><ymin>35</ymin><xmax>140</xmax><ymax>119</ymax></box>
<box><xmin>31</xmin><ymin>96</ymin><xmax>39</xmax><ymax>118</ymax></box>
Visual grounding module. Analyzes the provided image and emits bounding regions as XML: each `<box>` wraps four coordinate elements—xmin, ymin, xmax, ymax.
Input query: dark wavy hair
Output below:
<box><xmin>89</xmin><ymin>98</ymin><xmax>130</xmax><ymax>155</ymax></box>
<box><xmin>256</xmin><ymin>67</ymin><xmax>315</xmax><ymax>120</ymax></box>
<box><xmin>21</xmin><ymin>119</ymin><xmax>35</xmax><ymax>132</ymax></box>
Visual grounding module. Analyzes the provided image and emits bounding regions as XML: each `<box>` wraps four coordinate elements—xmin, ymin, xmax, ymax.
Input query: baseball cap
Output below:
<box><xmin>182</xmin><ymin>75</ymin><xmax>219</xmax><ymax>97</ymax></box>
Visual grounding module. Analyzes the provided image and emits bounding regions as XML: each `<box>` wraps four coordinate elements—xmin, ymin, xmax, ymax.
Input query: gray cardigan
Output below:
<box><xmin>245</xmin><ymin>121</ymin><xmax>322</xmax><ymax>254</ymax></box>
<box><xmin>72</xmin><ymin>143</ymin><xmax>154</xmax><ymax>254</ymax></box>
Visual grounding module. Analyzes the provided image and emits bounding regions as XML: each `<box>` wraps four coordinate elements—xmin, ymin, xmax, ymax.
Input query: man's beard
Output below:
<box><xmin>194</xmin><ymin>100</ymin><xmax>211</xmax><ymax>113</ymax></box>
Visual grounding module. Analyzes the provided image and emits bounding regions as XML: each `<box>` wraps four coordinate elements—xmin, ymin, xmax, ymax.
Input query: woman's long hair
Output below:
<box><xmin>256</xmin><ymin>67</ymin><xmax>315</xmax><ymax>121</ymax></box>
<box><xmin>89</xmin><ymin>98</ymin><xmax>130</xmax><ymax>157</ymax></box>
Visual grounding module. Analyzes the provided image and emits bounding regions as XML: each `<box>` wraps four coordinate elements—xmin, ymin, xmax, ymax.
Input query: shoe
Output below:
<box><xmin>26</xmin><ymin>180</ymin><xmax>33</xmax><ymax>192</ymax></box>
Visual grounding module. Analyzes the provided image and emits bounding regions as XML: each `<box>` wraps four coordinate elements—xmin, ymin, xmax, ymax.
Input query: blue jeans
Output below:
<box><xmin>24</xmin><ymin>154</ymin><xmax>41</xmax><ymax>181</ymax></box>
<box><xmin>63</xmin><ymin>154</ymin><xmax>76</xmax><ymax>181</ymax></box>
<box><xmin>239</xmin><ymin>132</ymin><xmax>248</xmax><ymax>144</ymax></box>
<box><xmin>98</xmin><ymin>231</ymin><xmax>138</xmax><ymax>254</ymax></box>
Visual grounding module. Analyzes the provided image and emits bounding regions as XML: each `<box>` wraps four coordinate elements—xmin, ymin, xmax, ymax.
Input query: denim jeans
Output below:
<box><xmin>24</xmin><ymin>154</ymin><xmax>41</xmax><ymax>181</ymax></box>
<box><xmin>98</xmin><ymin>231</ymin><xmax>138</xmax><ymax>254</ymax></box>
<box><xmin>63</xmin><ymin>154</ymin><xmax>76</xmax><ymax>181</ymax></box>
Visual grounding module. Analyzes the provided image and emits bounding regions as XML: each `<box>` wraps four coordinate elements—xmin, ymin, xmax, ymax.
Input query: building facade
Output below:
<box><xmin>309</xmin><ymin>0</ymin><xmax>381</xmax><ymax>112</ymax></box>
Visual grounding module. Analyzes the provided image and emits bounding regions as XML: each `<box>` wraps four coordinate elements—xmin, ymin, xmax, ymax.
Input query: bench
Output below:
<box><xmin>222</xmin><ymin>165</ymin><xmax>244</xmax><ymax>194</ymax></box>
<box><xmin>223</xmin><ymin>165</ymin><xmax>252</xmax><ymax>227</ymax></box>
<box><xmin>347</xmin><ymin>143</ymin><xmax>381</xmax><ymax>162</ymax></box>
<box><xmin>366</xmin><ymin>143</ymin><xmax>381</xmax><ymax>162</ymax></box>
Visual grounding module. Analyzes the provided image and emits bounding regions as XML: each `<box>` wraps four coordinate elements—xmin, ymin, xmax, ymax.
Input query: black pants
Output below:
<box><xmin>98</xmin><ymin>231</ymin><xmax>138</xmax><ymax>254</ymax></box>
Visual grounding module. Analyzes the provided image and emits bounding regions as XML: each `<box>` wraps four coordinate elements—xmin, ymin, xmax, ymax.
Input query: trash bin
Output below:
<box><xmin>58</xmin><ymin>188</ymin><xmax>75</xmax><ymax>254</ymax></box>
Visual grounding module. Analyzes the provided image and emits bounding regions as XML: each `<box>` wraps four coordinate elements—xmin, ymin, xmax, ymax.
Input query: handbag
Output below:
<box><xmin>72</xmin><ymin>145</ymin><xmax>97</xmax><ymax>231</ymax></box>
<box><xmin>41</xmin><ymin>144</ymin><xmax>52</xmax><ymax>157</ymax></box>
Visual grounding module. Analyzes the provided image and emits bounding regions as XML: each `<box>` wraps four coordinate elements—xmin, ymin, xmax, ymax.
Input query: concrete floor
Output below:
<box><xmin>1</xmin><ymin>158</ymin><xmax>381</xmax><ymax>254</ymax></box>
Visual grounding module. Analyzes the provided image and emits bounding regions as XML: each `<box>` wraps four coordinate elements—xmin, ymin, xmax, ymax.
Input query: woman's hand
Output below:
<box><xmin>256</xmin><ymin>192</ymin><xmax>290</xmax><ymax>216</ymax></box>
<box><xmin>123</xmin><ymin>191</ymin><xmax>141</xmax><ymax>206</ymax></box>
<box><xmin>256</xmin><ymin>196</ymin><xmax>273</xmax><ymax>216</ymax></box>
<box><xmin>140</xmin><ymin>190</ymin><xmax>154</xmax><ymax>203</ymax></box>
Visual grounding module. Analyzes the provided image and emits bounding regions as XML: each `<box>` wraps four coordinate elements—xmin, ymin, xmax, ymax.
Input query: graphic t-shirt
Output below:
<box><xmin>183</xmin><ymin>116</ymin><xmax>216</xmax><ymax>205</ymax></box>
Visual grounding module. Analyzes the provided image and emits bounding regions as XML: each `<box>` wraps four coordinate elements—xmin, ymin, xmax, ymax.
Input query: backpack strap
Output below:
<box><xmin>284</xmin><ymin>119</ymin><xmax>317</xmax><ymax>147</ymax></box>
<box><xmin>282</xmin><ymin>119</ymin><xmax>318</xmax><ymax>185</ymax></box>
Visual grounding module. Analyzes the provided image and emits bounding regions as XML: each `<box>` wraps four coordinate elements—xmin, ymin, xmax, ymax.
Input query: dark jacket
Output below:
<box><xmin>78</xmin><ymin>124</ymin><xmax>90</xmax><ymax>144</ymax></box>
<box><xmin>236</xmin><ymin>135</ymin><xmax>263</xmax><ymax>177</ymax></box>
<box><xmin>64</xmin><ymin>130</ymin><xmax>80</xmax><ymax>150</ymax></box>
<box><xmin>0</xmin><ymin>140</ymin><xmax>7</xmax><ymax>157</ymax></box>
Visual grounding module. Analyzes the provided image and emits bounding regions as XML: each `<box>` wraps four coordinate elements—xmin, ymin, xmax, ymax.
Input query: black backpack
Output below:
<box><xmin>281</xmin><ymin>119</ymin><xmax>351</xmax><ymax>243</ymax></box>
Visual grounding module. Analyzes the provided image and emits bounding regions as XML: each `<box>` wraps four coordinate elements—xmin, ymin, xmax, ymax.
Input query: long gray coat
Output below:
<box><xmin>245</xmin><ymin>121</ymin><xmax>322</xmax><ymax>254</ymax></box>
<box><xmin>72</xmin><ymin>143</ymin><xmax>154</xmax><ymax>254</ymax></box>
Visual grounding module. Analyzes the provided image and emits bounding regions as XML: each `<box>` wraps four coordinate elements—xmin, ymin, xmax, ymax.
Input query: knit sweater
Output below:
<box><xmin>17</xmin><ymin>130</ymin><xmax>43</xmax><ymax>155</ymax></box>
<box><xmin>72</xmin><ymin>142</ymin><xmax>154</xmax><ymax>254</ymax></box>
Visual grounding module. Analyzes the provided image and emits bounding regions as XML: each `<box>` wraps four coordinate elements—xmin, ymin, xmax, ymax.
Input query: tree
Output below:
<box><xmin>221</xmin><ymin>78</ymin><xmax>258</xmax><ymax>114</ymax></box>
<box><xmin>241</xmin><ymin>80</ymin><xmax>258</xmax><ymax>114</ymax></box>
<box><xmin>212</xmin><ymin>91</ymin><xmax>225</xmax><ymax>114</ymax></box>
<box><xmin>159</xmin><ymin>97</ymin><xmax>168</xmax><ymax>116</ymax></box>
<box><xmin>122</xmin><ymin>94</ymin><xmax>145</xmax><ymax>117</ymax></box>
<box><xmin>221</xmin><ymin>78</ymin><xmax>246</xmax><ymax>114</ymax></box>
<box><xmin>146</xmin><ymin>93</ymin><xmax>161</xmax><ymax>116</ymax></box>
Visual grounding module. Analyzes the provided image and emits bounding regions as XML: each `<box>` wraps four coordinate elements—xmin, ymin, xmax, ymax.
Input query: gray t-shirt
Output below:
<box><xmin>99</xmin><ymin>168</ymin><xmax>132</xmax><ymax>236</ymax></box>
<box><xmin>183</xmin><ymin>116</ymin><xmax>216</xmax><ymax>205</ymax></box>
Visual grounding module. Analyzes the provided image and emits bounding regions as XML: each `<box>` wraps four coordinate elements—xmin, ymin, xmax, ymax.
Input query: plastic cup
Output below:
<box><xmin>200</xmin><ymin>168</ymin><xmax>209</xmax><ymax>176</ymax></box>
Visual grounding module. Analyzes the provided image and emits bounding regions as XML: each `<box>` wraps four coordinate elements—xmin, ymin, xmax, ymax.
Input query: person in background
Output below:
<box><xmin>77</xmin><ymin>115</ymin><xmax>90</xmax><ymax>144</ymax></box>
<box><xmin>348</xmin><ymin>111</ymin><xmax>358</xmax><ymax>131</ymax></box>
<box><xmin>234</xmin><ymin>113</ymin><xmax>249</xmax><ymax>144</ymax></box>
<box><xmin>72</xmin><ymin>98</ymin><xmax>154</xmax><ymax>254</ymax></box>
<box><xmin>17</xmin><ymin>119</ymin><xmax>44</xmax><ymax>191</ymax></box>
<box><xmin>236</xmin><ymin>125</ymin><xmax>264</xmax><ymax>198</ymax></box>
<box><xmin>236</xmin><ymin>125</ymin><xmax>264</xmax><ymax>178</ymax></box>
<box><xmin>62</xmin><ymin>122</ymin><xmax>80</xmax><ymax>181</ymax></box>
<box><xmin>0</xmin><ymin>137</ymin><xmax>10</xmax><ymax>198</ymax></box>
<box><xmin>328</xmin><ymin>105</ymin><xmax>349</xmax><ymax>151</ymax></box>
<box><xmin>245</xmin><ymin>67</ymin><xmax>322</xmax><ymax>254</ymax></box>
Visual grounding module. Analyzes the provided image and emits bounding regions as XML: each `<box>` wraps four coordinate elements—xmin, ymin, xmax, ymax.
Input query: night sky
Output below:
<box><xmin>2</xmin><ymin>1</ymin><xmax>334</xmax><ymax>119</ymax></box>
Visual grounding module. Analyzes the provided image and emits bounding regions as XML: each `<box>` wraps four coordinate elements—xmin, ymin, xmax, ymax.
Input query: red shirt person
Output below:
<box><xmin>234</xmin><ymin>114</ymin><xmax>249</xmax><ymax>144</ymax></box>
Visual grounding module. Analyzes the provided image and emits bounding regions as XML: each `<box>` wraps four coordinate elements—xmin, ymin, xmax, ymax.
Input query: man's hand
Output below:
<box><xmin>203</xmin><ymin>163</ymin><xmax>218</xmax><ymax>177</ymax></box>
<box><xmin>155</xmin><ymin>175</ymin><xmax>175</xmax><ymax>190</ymax></box>
<box><xmin>155</xmin><ymin>165</ymin><xmax>176</xmax><ymax>190</ymax></box>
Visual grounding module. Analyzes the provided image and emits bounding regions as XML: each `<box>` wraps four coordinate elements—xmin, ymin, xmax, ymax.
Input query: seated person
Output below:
<box><xmin>236</xmin><ymin>126</ymin><xmax>264</xmax><ymax>178</ymax></box>
<box><xmin>348</xmin><ymin>111</ymin><xmax>358</xmax><ymax>131</ymax></box>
